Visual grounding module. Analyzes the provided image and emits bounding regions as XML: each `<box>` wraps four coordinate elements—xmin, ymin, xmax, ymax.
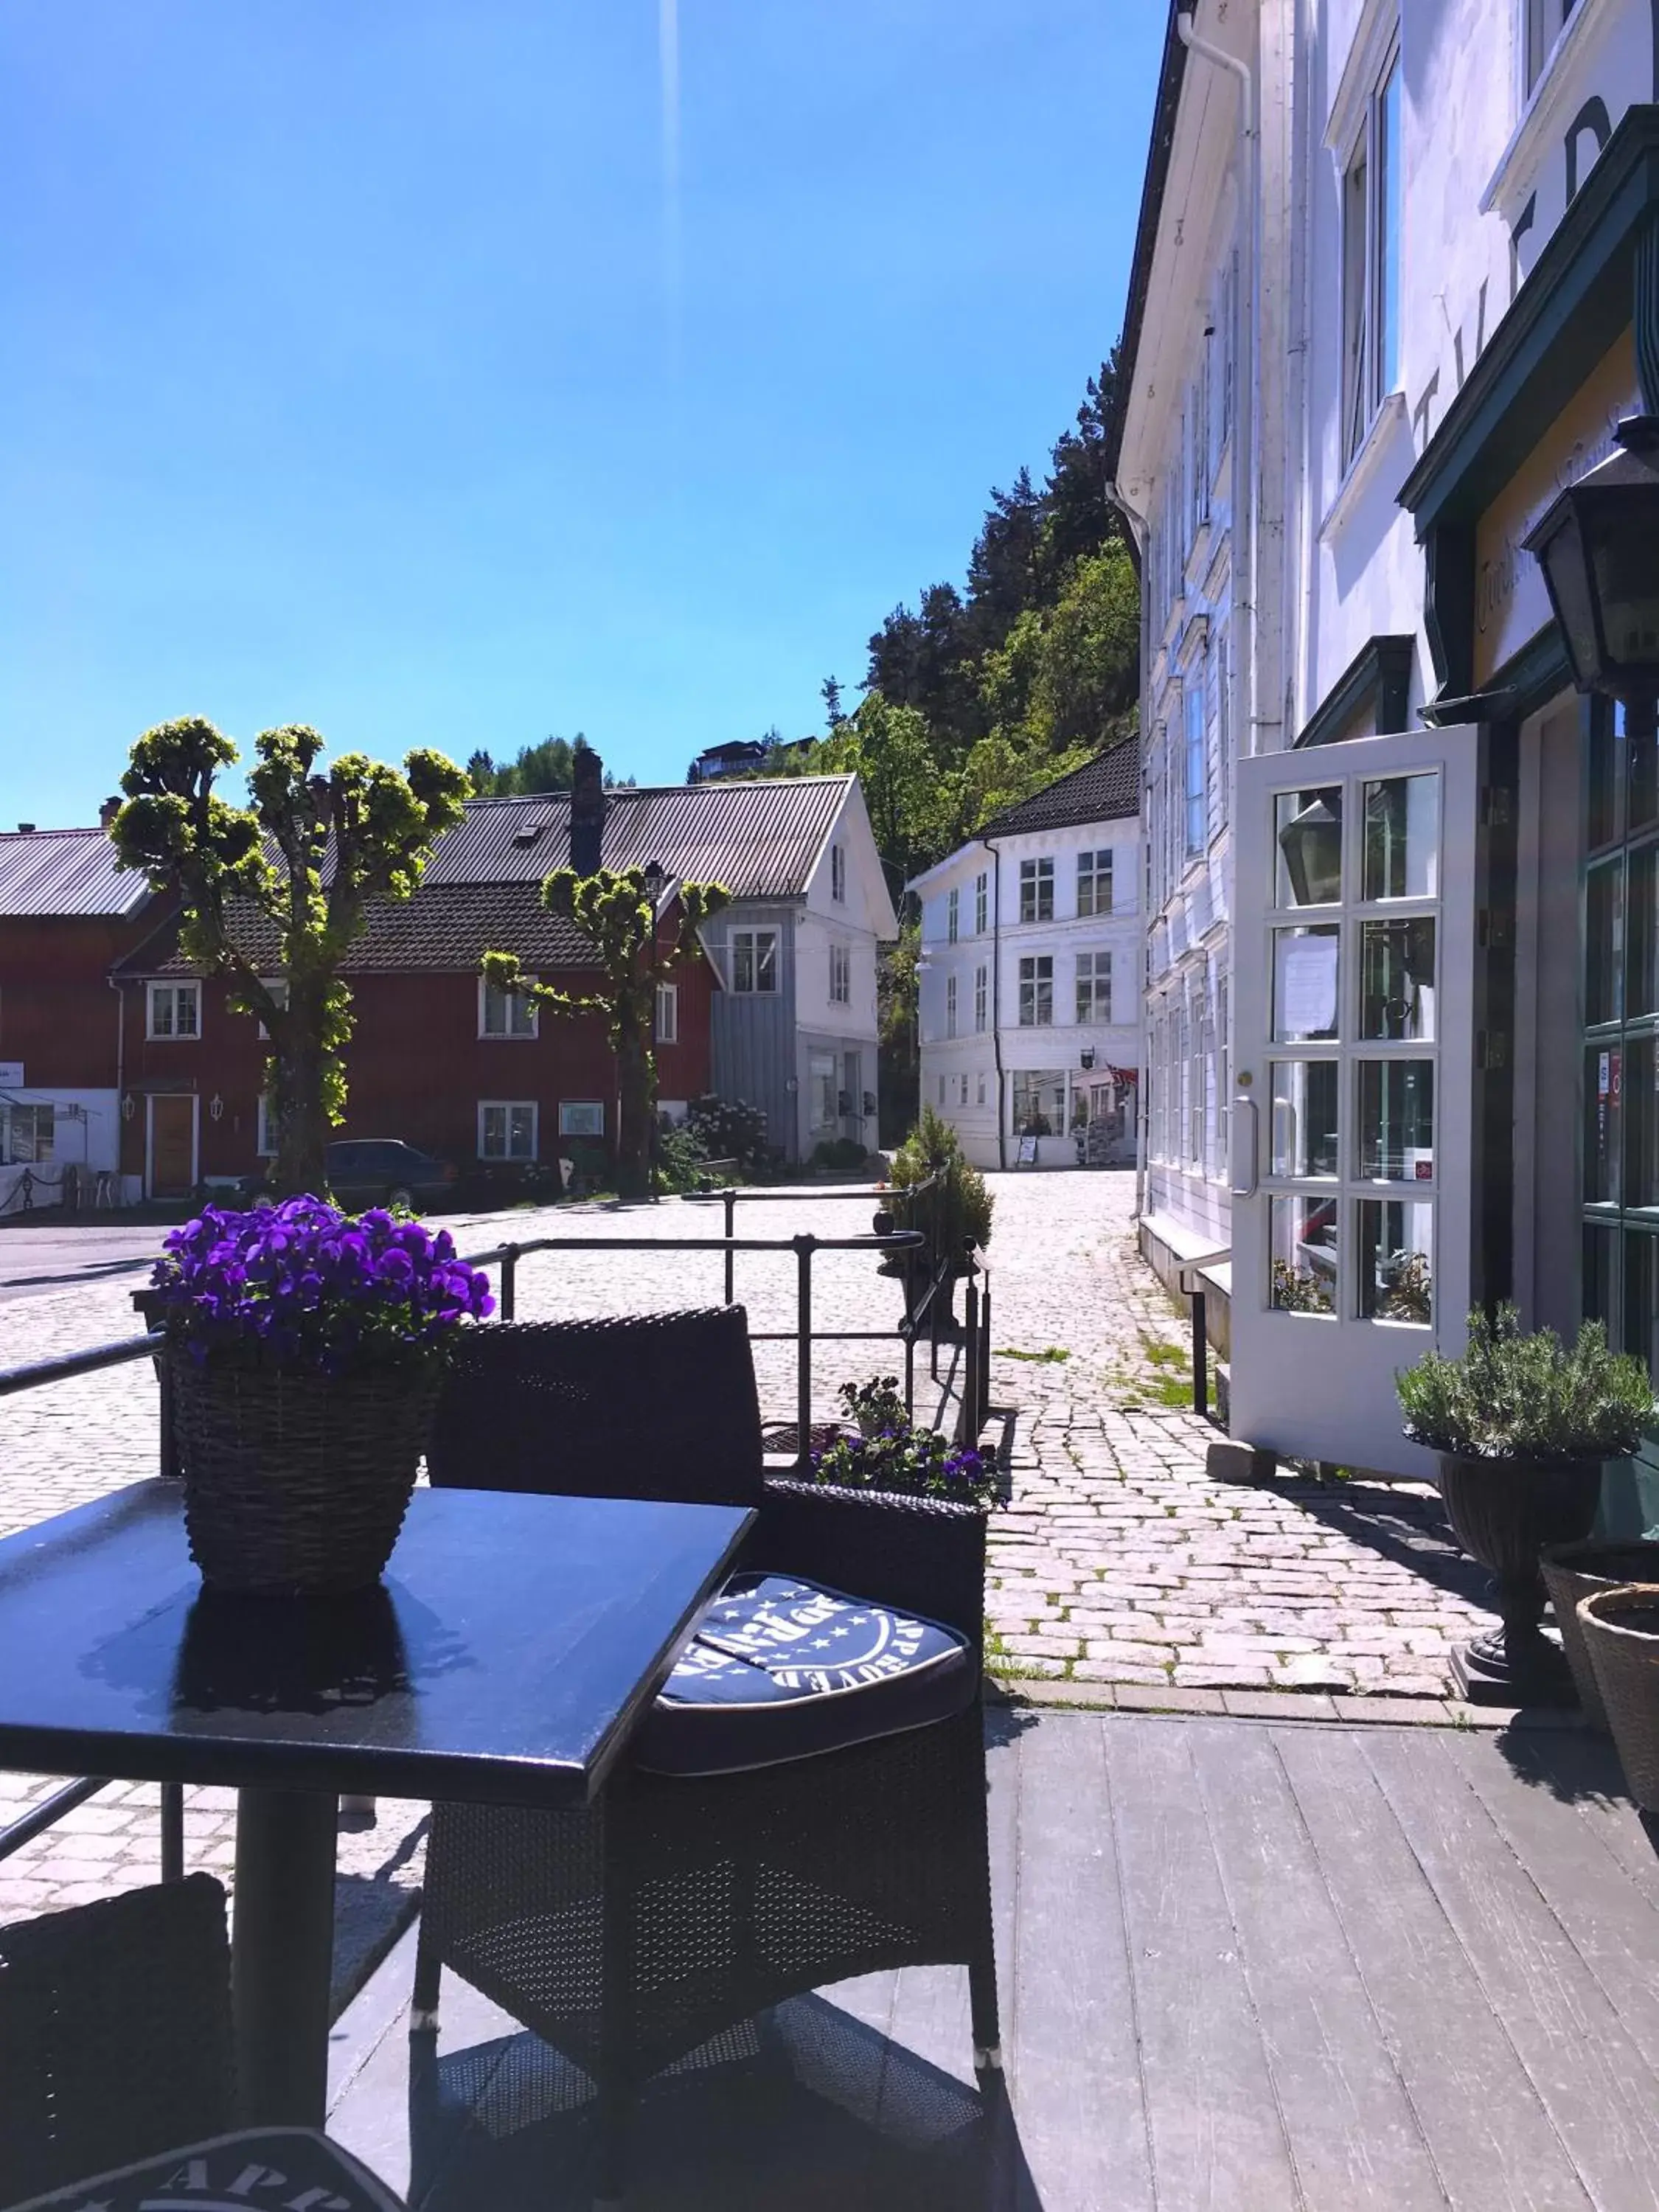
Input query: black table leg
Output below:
<box><xmin>233</xmin><ymin>1786</ymin><xmax>338</xmax><ymax>2126</ymax></box>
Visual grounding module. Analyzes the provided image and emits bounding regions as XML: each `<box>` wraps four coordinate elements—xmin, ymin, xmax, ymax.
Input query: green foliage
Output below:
<box><xmin>484</xmin><ymin>869</ymin><xmax>731</xmax><ymax>1200</ymax></box>
<box><xmin>111</xmin><ymin>717</ymin><xmax>469</xmax><ymax>1193</ymax></box>
<box><xmin>1396</xmin><ymin>1304</ymin><xmax>1654</xmax><ymax>1461</ymax></box>
<box><xmin>684</xmin><ymin>1093</ymin><xmax>770</xmax><ymax>1172</ymax></box>
<box><xmin>811</xmin><ymin>1136</ymin><xmax>870</xmax><ymax>1169</ymax></box>
<box><xmin>466</xmin><ymin>734</ymin><xmax>636</xmax><ymax>798</ymax></box>
<box><xmin>651</xmin><ymin>1121</ymin><xmax>707</xmax><ymax>1195</ymax></box>
<box><xmin>888</xmin><ymin>1102</ymin><xmax>993</xmax><ymax>1256</ymax></box>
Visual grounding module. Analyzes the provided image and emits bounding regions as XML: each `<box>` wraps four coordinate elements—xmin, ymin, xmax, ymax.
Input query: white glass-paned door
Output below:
<box><xmin>1230</xmin><ymin>725</ymin><xmax>1478</xmax><ymax>1478</ymax></box>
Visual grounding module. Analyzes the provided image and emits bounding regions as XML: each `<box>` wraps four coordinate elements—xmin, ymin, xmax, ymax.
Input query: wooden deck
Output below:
<box><xmin>327</xmin><ymin>1708</ymin><xmax>1659</xmax><ymax>2211</ymax></box>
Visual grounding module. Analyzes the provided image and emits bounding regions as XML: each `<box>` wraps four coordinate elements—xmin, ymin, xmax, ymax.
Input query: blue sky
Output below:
<box><xmin>0</xmin><ymin>1</ymin><xmax>1161</xmax><ymax>824</ymax></box>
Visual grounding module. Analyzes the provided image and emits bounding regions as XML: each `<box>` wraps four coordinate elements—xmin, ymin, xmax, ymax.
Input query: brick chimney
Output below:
<box><xmin>568</xmin><ymin>746</ymin><xmax>607</xmax><ymax>877</ymax></box>
<box><xmin>98</xmin><ymin>796</ymin><xmax>121</xmax><ymax>830</ymax></box>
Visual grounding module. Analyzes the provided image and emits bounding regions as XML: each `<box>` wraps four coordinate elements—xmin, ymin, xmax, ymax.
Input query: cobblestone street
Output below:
<box><xmin>0</xmin><ymin>1172</ymin><xmax>1498</xmax><ymax>1939</ymax></box>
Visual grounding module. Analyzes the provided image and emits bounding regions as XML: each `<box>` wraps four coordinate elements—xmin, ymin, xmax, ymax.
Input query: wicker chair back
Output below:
<box><xmin>0</xmin><ymin>1873</ymin><xmax>234</xmax><ymax>2202</ymax></box>
<box><xmin>428</xmin><ymin>1308</ymin><xmax>765</xmax><ymax>1506</ymax></box>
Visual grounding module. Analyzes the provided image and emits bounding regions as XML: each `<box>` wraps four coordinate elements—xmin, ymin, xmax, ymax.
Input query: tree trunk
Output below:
<box><xmin>616</xmin><ymin>1027</ymin><xmax>654</xmax><ymax>1202</ymax></box>
<box><xmin>271</xmin><ymin>1026</ymin><xmax>331</xmax><ymax>1198</ymax></box>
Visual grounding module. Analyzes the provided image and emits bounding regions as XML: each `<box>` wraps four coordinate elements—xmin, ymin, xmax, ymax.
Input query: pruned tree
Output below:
<box><xmin>484</xmin><ymin>866</ymin><xmax>729</xmax><ymax>1201</ymax></box>
<box><xmin>111</xmin><ymin>717</ymin><xmax>470</xmax><ymax>1196</ymax></box>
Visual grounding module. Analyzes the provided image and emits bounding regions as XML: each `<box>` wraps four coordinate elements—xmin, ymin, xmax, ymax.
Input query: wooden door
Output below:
<box><xmin>149</xmin><ymin>1095</ymin><xmax>195</xmax><ymax>1198</ymax></box>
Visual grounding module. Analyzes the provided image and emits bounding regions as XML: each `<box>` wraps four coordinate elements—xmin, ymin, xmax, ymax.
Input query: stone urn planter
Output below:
<box><xmin>1397</xmin><ymin>1305</ymin><xmax>1654</xmax><ymax>1707</ymax></box>
<box><xmin>1436</xmin><ymin>1454</ymin><xmax>1602</xmax><ymax>1703</ymax></box>
<box><xmin>1540</xmin><ymin>1539</ymin><xmax>1659</xmax><ymax>1728</ymax></box>
<box><xmin>1577</xmin><ymin>1585</ymin><xmax>1659</xmax><ymax>1812</ymax></box>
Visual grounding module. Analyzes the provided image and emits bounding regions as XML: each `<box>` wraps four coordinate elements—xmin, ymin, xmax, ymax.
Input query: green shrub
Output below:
<box><xmin>652</xmin><ymin>1121</ymin><xmax>706</xmax><ymax>1194</ymax></box>
<box><xmin>1396</xmin><ymin>1304</ymin><xmax>1653</xmax><ymax>1461</ymax></box>
<box><xmin>684</xmin><ymin>1093</ymin><xmax>769</xmax><ymax>1172</ymax></box>
<box><xmin>811</xmin><ymin>1135</ymin><xmax>870</xmax><ymax>1170</ymax></box>
<box><xmin>887</xmin><ymin>1102</ymin><xmax>993</xmax><ymax>1259</ymax></box>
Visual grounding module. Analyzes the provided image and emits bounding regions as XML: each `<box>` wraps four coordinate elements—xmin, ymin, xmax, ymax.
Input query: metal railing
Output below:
<box><xmin>0</xmin><ymin>1202</ymin><xmax>998</xmax><ymax>1877</ymax></box>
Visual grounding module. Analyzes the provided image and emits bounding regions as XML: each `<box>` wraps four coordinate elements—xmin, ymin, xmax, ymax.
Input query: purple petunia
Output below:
<box><xmin>150</xmin><ymin>1196</ymin><xmax>495</xmax><ymax>1371</ymax></box>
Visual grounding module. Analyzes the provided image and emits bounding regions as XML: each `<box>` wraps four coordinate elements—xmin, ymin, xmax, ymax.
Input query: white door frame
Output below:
<box><xmin>1228</xmin><ymin>725</ymin><xmax>1480</xmax><ymax>1479</ymax></box>
<box><xmin>145</xmin><ymin>1093</ymin><xmax>200</xmax><ymax>1200</ymax></box>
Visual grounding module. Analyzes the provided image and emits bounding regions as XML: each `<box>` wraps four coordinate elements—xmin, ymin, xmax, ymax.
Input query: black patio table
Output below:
<box><xmin>0</xmin><ymin>1478</ymin><xmax>753</xmax><ymax>2132</ymax></box>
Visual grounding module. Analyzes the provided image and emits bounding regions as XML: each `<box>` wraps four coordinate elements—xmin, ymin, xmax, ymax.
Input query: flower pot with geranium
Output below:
<box><xmin>148</xmin><ymin>1197</ymin><xmax>494</xmax><ymax>1595</ymax></box>
<box><xmin>1396</xmin><ymin>1304</ymin><xmax>1652</xmax><ymax>1703</ymax></box>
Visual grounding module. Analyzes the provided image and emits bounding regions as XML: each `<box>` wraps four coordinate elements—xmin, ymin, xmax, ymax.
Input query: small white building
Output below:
<box><xmin>907</xmin><ymin>743</ymin><xmax>1141</xmax><ymax>1170</ymax></box>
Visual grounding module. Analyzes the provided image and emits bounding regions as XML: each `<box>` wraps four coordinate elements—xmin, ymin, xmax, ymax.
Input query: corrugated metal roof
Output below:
<box><xmin>978</xmin><ymin>739</ymin><xmax>1141</xmax><ymax>838</ymax></box>
<box><xmin>0</xmin><ymin>828</ymin><xmax>153</xmax><ymax>918</ymax></box>
<box><xmin>118</xmin><ymin>883</ymin><xmax>597</xmax><ymax>978</ymax></box>
<box><xmin>423</xmin><ymin>778</ymin><xmax>853</xmax><ymax>899</ymax></box>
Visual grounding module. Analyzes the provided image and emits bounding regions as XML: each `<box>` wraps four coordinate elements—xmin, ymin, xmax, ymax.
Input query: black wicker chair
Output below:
<box><xmin>0</xmin><ymin>1872</ymin><xmax>235</xmax><ymax>2204</ymax></box>
<box><xmin>417</xmin><ymin>1310</ymin><xmax>999</xmax><ymax>2205</ymax></box>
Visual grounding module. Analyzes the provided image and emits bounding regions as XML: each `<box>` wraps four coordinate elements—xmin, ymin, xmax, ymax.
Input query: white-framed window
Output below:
<box><xmin>829</xmin><ymin>942</ymin><xmax>850</xmax><ymax>1004</ymax></box>
<box><xmin>830</xmin><ymin>842</ymin><xmax>846</xmax><ymax>902</ymax></box>
<box><xmin>810</xmin><ymin>1052</ymin><xmax>837</xmax><ymax>1128</ymax></box>
<box><xmin>975</xmin><ymin>871</ymin><xmax>988</xmax><ymax>933</ymax></box>
<box><xmin>480</xmin><ymin>1101</ymin><xmax>538</xmax><ymax>1159</ymax></box>
<box><xmin>257</xmin><ymin>1095</ymin><xmax>277</xmax><ymax>1158</ymax></box>
<box><xmin>147</xmin><ymin>982</ymin><xmax>200</xmax><ymax>1040</ymax></box>
<box><xmin>1012</xmin><ymin>1070</ymin><xmax>1065</xmax><ymax>1135</ymax></box>
<box><xmin>1340</xmin><ymin>37</ymin><xmax>1402</xmax><ymax>470</ymax></box>
<box><xmin>655</xmin><ymin>982</ymin><xmax>678</xmax><ymax>1042</ymax></box>
<box><xmin>559</xmin><ymin>1100</ymin><xmax>605</xmax><ymax>1137</ymax></box>
<box><xmin>1077</xmin><ymin>849</ymin><xmax>1113</xmax><ymax>917</ymax></box>
<box><xmin>0</xmin><ymin>1102</ymin><xmax>52</xmax><ymax>1165</ymax></box>
<box><xmin>976</xmin><ymin>1072</ymin><xmax>987</xmax><ymax>1107</ymax></box>
<box><xmin>946</xmin><ymin>975</ymin><xmax>958</xmax><ymax>1038</ymax></box>
<box><xmin>947</xmin><ymin>886</ymin><xmax>959</xmax><ymax>943</ymax></box>
<box><xmin>255</xmin><ymin>978</ymin><xmax>288</xmax><ymax>1040</ymax></box>
<box><xmin>480</xmin><ymin>978</ymin><xmax>538</xmax><ymax>1038</ymax></box>
<box><xmin>1018</xmin><ymin>858</ymin><xmax>1054</xmax><ymax>923</ymax></box>
<box><xmin>730</xmin><ymin>928</ymin><xmax>779</xmax><ymax>994</ymax></box>
<box><xmin>938</xmin><ymin>1074</ymin><xmax>947</xmax><ymax>1105</ymax></box>
<box><xmin>1018</xmin><ymin>956</ymin><xmax>1054</xmax><ymax>1026</ymax></box>
<box><xmin>1524</xmin><ymin>0</ymin><xmax>1578</xmax><ymax>97</ymax></box>
<box><xmin>960</xmin><ymin>1074</ymin><xmax>970</xmax><ymax>1106</ymax></box>
<box><xmin>1184</xmin><ymin>671</ymin><xmax>1208</xmax><ymax>857</ymax></box>
<box><xmin>1077</xmin><ymin>952</ymin><xmax>1112</xmax><ymax>1025</ymax></box>
<box><xmin>974</xmin><ymin>964</ymin><xmax>988</xmax><ymax>1033</ymax></box>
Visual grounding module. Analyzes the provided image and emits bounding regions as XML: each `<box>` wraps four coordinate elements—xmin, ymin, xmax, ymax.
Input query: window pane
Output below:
<box><xmin>1377</xmin><ymin>57</ymin><xmax>1401</xmax><ymax>400</ymax></box>
<box><xmin>1270</xmin><ymin>1195</ymin><xmax>1338</xmax><ymax>1314</ymax></box>
<box><xmin>1624</xmin><ymin>1232</ymin><xmax>1659</xmax><ymax>1371</ymax></box>
<box><xmin>1269</xmin><ymin>1060</ymin><xmax>1339</xmax><ymax>1178</ymax></box>
<box><xmin>1587</xmin><ymin>859</ymin><xmax>1624</xmax><ymax>1026</ymax></box>
<box><xmin>1625</xmin><ymin>1033</ymin><xmax>1659</xmax><ymax>1206</ymax></box>
<box><xmin>1358</xmin><ymin>1059</ymin><xmax>1434</xmax><ymax>1180</ymax></box>
<box><xmin>1275</xmin><ymin>788</ymin><xmax>1343</xmax><ymax>906</ymax></box>
<box><xmin>1342</xmin><ymin>150</ymin><xmax>1368</xmax><ymax>463</ymax></box>
<box><xmin>1585</xmin><ymin>1043</ymin><xmax>1623</xmax><ymax>1205</ymax></box>
<box><xmin>1585</xmin><ymin>1221</ymin><xmax>1618</xmax><ymax>1332</ymax></box>
<box><xmin>508</xmin><ymin>1105</ymin><xmax>535</xmax><ymax>1158</ymax></box>
<box><xmin>1360</xmin><ymin>918</ymin><xmax>1436</xmax><ymax>1040</ymax></box>
<box><xmin>733</xmin><ymin>936</ymin><xmax>754</xmax><ymax>992</ymax></box>
<box><xmin>1012</xmin><ymin>1071</ymin><xmax>1066</xmax><ymax>1135</ymax></box>
<box><xmin>1589</xmin><ymin>701</ymin><xmax>1621</xmax><ymax>849</ymax></box>
<box><xmin>1627</xmin><ymin>845</ymin><xmax>1659</xmax><ymax>1015</ymax></box>
<box><xmin>1357</xmin><ymin>1197</ymin><xmax>1432</xmax><ymax>1324</ymax></box>
<box><xmin>1273</xmin><ymin>925</ymin><xmax>1339</xmax><ymax>1042</ymax></box>
<box><xmin>482</xmin><ymin>1106</ymin><xmax>504</xmax><ymax>1155</ymax></box>
<box><xmin>1362</xmin><ymin>774</ymin><xmax>1437</xmax><ymax>899</ymax></box>
<box><xmin>756</xmin><ymin>933</ymin><xmax>777</xmax><ymax>992</ymax></box>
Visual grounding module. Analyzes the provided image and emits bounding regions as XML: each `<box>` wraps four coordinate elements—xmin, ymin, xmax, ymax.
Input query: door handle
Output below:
<box><xmin>1230</xmin><ymin>1096</ymin><xmax>1259</xmax><ymax>1197</ymax></box>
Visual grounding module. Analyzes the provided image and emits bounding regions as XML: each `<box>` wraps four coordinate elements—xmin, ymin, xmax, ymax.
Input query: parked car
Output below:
<box><xmin>242</xmin><ymin>1139</ymin><xmax>459</xmax><ymax>1213</ymax></box>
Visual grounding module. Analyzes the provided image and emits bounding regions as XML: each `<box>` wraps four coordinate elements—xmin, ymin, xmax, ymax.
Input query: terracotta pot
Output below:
<box><xmin>1540</xmin><ymin>1539</ymin><xmax>1659</xmax><ymax>1728</ymax></box>
<box><xmin>1436</xmin><ymin>1453</ymin><xmax>1602</xmax><ymax>1704</ymax></box>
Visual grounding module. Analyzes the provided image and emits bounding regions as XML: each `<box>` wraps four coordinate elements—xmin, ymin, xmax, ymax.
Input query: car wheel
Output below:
<box><xmin>386</xmin><ymin>1185</ymin><xmax>414</xmax><ymax>1214</ymax></box>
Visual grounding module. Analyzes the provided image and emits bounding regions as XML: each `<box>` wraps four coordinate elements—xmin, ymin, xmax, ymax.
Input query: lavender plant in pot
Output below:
<box><xmin>1396</xmin><ymin>1305</ymin><xmax>1652</xmax><ymax>1703</ymax></box>
<box><xmin>149</xmin><ymin>1197</ymin><xmax>494</xmax><ymax>1595</ymax></box>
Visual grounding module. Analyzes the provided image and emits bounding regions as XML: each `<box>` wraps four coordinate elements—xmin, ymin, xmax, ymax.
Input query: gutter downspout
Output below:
<box><xmin>981</xmin><ymin>835</ymin><xmax>1008</xmax><ymax>1170</ymax></box>
<box><xmin>1105</xmin><ymin>484</ymin><xmax>1154</xmax><ymax>1222</ymax></box>
<box><xmin>107</xmin><ymin>974</ymin><xmax>125</xmax><ymax>1195</ymax></box>
<box><xmin>1176</xmin><ymin>8</ymin><xmax>1259</xmax><ymax>759</ymax></box>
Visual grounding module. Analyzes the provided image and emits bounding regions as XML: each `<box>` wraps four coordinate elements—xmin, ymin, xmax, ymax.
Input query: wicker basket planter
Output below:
<box><xmin>1540</xmin><ymin>1540</ymin><xmax>1659</xmax><ymax>1728</ymax></box>
<box><xmin>168</xmin><ymin>1352</ymin><xmax>445</xmax><ymax>1595</ymax></box>
<box><xmin>1577</xmin><ymin>1585</ymin><xmax>1659</xmax><ymax>1812</ymax></box>
<box><xmin>1436</xmin><ymin>1453</ymin><xmax>1602</xmax><ymax>1704</ymax></box>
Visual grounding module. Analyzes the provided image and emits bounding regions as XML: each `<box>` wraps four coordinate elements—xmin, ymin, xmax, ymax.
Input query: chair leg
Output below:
<box><xmin>970</xmin><ymin>1945</ymin><xmax>1001</xmax><ymax>2072</ymax></box>
<box><xmin>591</xmin><ymin>2081</ymin><xmax>632</xmax><ymax>2212</ymax></box>
<box><xmin>409</xmin><ymin>1928</ymin><xmax>442</xmax><ymax>2033</ymax></box>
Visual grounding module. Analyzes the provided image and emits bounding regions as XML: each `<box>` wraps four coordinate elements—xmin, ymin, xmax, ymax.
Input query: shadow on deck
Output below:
<box><xmin>328</xmin><ymin>1708</ymin><xmax>1659</xmax><ymax>2211</ymax></box>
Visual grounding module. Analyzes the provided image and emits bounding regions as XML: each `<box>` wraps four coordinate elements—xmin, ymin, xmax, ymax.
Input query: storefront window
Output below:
<box><xmin>1012</xmin><ymin>1071</ymin><xmax>1067</xmax><ymax>1137</ymax></box>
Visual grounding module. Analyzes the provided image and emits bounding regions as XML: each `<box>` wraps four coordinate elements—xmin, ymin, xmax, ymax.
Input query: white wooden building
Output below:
<box><xmin>908</xmin><ymin>743</ymin><xmax>1141</xmax><ymax>1170</ymax></box>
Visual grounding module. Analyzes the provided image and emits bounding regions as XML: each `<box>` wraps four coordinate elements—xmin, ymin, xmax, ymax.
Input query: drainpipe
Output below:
<box><xmin>1176</xmin><ymin>8</ymin><xmax>1260</xmax><ymax>757</ymax></box>
<box><xmin>107</xmin><ymin>975</ymin><xmax>125</xmax><ymax>1193</ymax></box>
<box><xmin>982</xmin><ymin>836</ymin><xmax>1008</xmax><ymax>1170</ymax></box>
<box><xmin>1103</xmin><ymin>484</ymin><xmax>1155</xmax><ymax>1222</ymax></box>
